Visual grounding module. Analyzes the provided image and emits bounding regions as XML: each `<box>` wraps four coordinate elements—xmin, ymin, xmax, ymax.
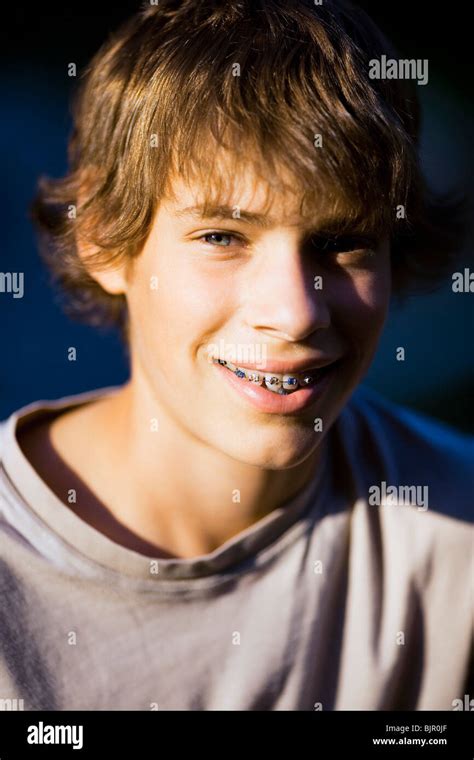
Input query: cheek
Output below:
<box><xmin>331</xmin><ymin>267</ymin><xmax>391</xmax><ymax>349</ymax></box>
<box><xmin>125</xmin><ymin>245</ymin><xmax>235</xmax><ymax>357</ymax></box>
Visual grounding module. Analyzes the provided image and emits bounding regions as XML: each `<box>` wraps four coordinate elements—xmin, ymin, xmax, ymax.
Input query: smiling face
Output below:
<box><xmin>94</xmin><ymin>163</ymin><xmax>391</xmax><ymax>469</ymax></box>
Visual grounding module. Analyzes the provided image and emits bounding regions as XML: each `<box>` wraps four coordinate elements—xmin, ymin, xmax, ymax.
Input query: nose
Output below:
<box><xmin>242</xmin><ymin>232</ymin><xmax>330</xmax><ymax>342</ymax></box>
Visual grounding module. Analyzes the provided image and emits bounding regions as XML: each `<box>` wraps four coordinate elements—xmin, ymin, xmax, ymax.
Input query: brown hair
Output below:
<box><xmin>31</xmin><ymin>0</ymin><xmax>465</xmax><ymax>332</ymax></box>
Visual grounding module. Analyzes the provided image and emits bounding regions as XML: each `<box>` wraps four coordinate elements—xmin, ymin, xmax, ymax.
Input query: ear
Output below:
<box><xmin>78</xmin><ymin>241</ymin><xmax>129</xmax><ymax>296</ymax></box>
<box><xmin>74</xmin><ymin>167</ymin><xmax>130</xmax><ymax>296</ymax></box>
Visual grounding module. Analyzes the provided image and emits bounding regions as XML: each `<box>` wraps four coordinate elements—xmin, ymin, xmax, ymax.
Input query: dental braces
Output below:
<box><xmin>213</xmin><ymin>358</ymin><xmax>318</xmax><ymax>394</ymax></box>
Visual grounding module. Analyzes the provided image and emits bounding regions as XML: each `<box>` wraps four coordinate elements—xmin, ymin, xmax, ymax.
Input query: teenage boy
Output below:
<box><xmin>0</xmin><ymin>0</ymin><xmax>472</xmax><ymax>710</ymax></box>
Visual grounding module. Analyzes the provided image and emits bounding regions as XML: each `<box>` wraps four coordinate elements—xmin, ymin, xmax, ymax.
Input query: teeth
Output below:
<box><xmin>264</xmin><ymin>375</ymin><xmax>282</xmax><ymax>393</ymax></box>
<box><xmin>213</xmin><ymin>358</ymin><xmax>322</xmax><ymax>394</ymax></box>
<box><xmin>247</xmin><ymin>371</ymin><xmax>263</xmax><ymax>384</ymax></box>
<box><xmin>283</xmin><ymin>374</ymin><xmax>299</xmax><ymax>391</ymax></box>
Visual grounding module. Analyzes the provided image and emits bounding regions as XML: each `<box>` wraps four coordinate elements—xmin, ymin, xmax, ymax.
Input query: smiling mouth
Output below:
<box><xmin>212</xmin><ymin>359</ymin><xmax>333</xmax><ymax>394</ymax></box>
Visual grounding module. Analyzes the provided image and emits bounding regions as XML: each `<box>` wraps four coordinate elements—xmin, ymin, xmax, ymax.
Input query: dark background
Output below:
<box><xmin>1</xmin><ymin>1</ymin><xmax>472</xmax><ymax>429</ymax></box>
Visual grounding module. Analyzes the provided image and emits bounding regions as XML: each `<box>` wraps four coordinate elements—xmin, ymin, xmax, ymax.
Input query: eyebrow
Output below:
<box><xmin>174</xmin><ymin>203</ymin><xmax>379</xmax><ymax>236</ymax></box>
<box><xmin>175</xmin><ymin>204</ymin><xmax>274</xmax><ymax>228</ymax></box>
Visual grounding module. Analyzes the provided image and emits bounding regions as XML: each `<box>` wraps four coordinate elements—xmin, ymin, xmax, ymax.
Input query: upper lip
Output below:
<box><xmin>217</xmin><ymin>357</ymin><xmax>342</xmax><ymax>374</ymax></box>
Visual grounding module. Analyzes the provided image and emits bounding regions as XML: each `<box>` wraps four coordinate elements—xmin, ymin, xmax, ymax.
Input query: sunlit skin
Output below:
<box><xmin>21</xmin><ymin>165</ymin><xmax>392</xmax><ymax>559</ymax></box>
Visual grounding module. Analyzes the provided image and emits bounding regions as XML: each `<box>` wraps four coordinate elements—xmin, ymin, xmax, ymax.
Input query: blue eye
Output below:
<box><xmin>202</xmin><ymin>232</ymin><xmax>235</xmax><ymax>247</ymax></box>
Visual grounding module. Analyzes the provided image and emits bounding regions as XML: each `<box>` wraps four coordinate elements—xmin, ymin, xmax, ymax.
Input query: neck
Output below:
<box><xmin>51</xmin><ymin>377</ymin><xmax>324</xmax><ymax>559</ymax></box>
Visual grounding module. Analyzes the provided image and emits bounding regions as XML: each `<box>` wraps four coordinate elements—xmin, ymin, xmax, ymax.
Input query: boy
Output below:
<box><xmin>0</xmin><ymin>0</ymin><xmax>472</xmax><ymax>711</ymax></box>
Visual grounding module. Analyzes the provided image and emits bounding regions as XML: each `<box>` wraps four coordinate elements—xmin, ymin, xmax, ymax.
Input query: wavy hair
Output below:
<box><xmin>31</xmin><ymin>0</ymin><xmax>466</xmax><ymax>331</ymax></box>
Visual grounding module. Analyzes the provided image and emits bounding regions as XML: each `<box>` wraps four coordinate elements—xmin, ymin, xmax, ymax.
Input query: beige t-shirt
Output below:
<box><xmin>0</xmin><ymin>385</ymin><xmax>472</xmax><ymax>711</ymax></box>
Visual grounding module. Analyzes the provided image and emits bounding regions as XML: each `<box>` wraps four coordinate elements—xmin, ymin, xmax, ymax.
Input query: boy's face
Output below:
<box><xmin>102</xmin><ymin>166</ymin><xmax>391</xmax><ymax>469</ymax></box>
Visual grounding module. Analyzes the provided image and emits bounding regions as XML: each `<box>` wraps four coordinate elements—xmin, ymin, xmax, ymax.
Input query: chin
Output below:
<box><xmin>222</xmin><ymin>429</ymin><xmax>321</xmax><ymax>470</ymax></box>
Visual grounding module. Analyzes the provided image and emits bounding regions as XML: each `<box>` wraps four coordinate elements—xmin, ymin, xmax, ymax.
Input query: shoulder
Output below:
<box><xmin>336</xmin><ymin>385</ymin><xmax>474</xmax><ymax>524</ymax></box>
<box><xmin>0</xmin><ymin>386</ymin><xmax>122</xmax><ymax>453</ymax></box>
<box><xmin>0</xmin><ymin>386</ymin><xmax>122</xmax><ymax>513</ymax></box>
<box><xmin>0</xmin><ymin>418</ymin><xmax>7</xmax><ymax>462</ymax></box>
<box><xmin>334</xmin><ymin>387</ymin><xmax>473</xmax><ymax>615</ymax></box>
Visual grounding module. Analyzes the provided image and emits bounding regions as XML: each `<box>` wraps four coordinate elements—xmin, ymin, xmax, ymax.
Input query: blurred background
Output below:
<box><xmin>0</xmin><ymin>0</ymin><xmax>472</xmax><ymax>430</ymax></box>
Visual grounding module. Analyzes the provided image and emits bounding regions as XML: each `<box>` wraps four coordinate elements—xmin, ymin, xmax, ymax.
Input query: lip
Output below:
<box><xmin>214</xmin><ymin>359</ymin><xmax>340</xmax><ymax>414</ymax></box>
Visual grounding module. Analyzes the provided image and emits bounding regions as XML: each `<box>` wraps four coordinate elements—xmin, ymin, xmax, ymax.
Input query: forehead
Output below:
<box><xmin>162</xmin><ymin>151</ymin><xmax>355</xmax><ymax>231</ymax></box>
